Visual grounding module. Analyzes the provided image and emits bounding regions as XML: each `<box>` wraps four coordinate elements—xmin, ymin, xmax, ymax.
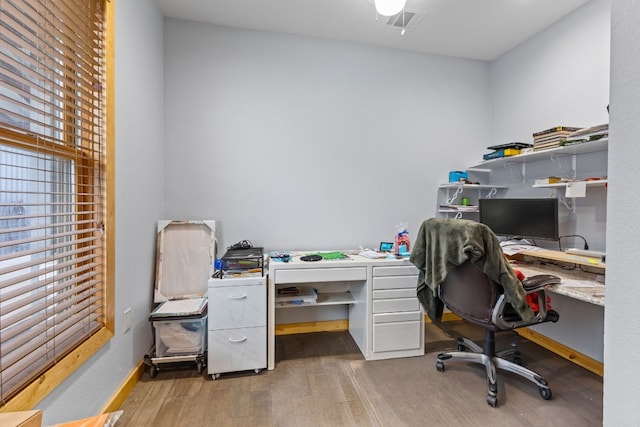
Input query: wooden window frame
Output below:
<box><xmin>0</xmin><ymin>0</ymin><xmax>115</xmax><ymax>411</ymax></box>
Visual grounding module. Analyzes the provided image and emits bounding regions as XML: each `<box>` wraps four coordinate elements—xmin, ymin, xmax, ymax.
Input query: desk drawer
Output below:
<box><xmin>373</xmin><ymin>266</ymin><xmax>419</xmax><ymax>277</ymax></box>
<box><xmin>209</xmin><ymin>285</ymin><xmax>266</xmax><ymax>330</ymax></box>
<box><xmin>373</xmin><ymin>275</ymin><xmax>417</xmax><ymax>290</ymax></box>
<box><xmin>373</xmin><ymin>321</ymin><xmax>422</xmax><ymax>352</ymax></box>
<box><xmin>373</xmin><ymin>311</ymin><xmax>422</xmax><ymax>324</ymax></box>
<box><xmin>275</xmin><ymin>267</ymin><xmax>366</xmax><ymax>284</ymax></box>
<box><xmin>373</xmin><ymin>289</ymin><xmax>416</xmax><ymax>300</ymax></box>
<box><xmin>372</xmin><ymin>273</ymin><xmax>417</xmax><ymax>290</ymax></box>
<box><xmin>209</xmin><ymin>276</ymin><xmax>265</xmax><ymax>288</ymax></box>
<box><xmin>208</xmin><ymin>326</ymin><xmax>266</xmax><ymax>374</ymax></box>
<box><xmin>373</xmin><ymin>298</ymin><xmax>420</xmax><ymax>313</ymax></box>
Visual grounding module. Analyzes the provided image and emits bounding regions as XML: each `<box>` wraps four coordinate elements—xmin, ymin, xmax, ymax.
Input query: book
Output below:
<box><xmin>486</xmin><ymin>142</ymin><xmax>532</xmax><ymax>151</ymax></box>
<box><xmin>482</xmin><ymin>148</ymin><xmax>520</xmax><ymax>160</ymax></box>
<box><xmin>533</xmin><ymin>141</ymin><xmax>563</xmax><ymax>151</ymax></box>
<box><xmin>275</xmin><ymin>286</ymin><xmax>317</xmax><ymax>305</ymax></box>
<box><xmin>483</xmin><ymin>151</ymin><xmax>504</xmax><ymax>160</ymax></box>
<box><xmin>534</xmin><ymin>139</ymin><xmax>567</xmax><ymax>148</ymax></box>
<box><xmin>534</xmin><ymin>133</ymin><xmax>570</xmax><ymax>143</ymax></box>
<box><xmin>534</xmin><ymin>177</ymin><xmax>561</xmax><ymax>185</ymax></box>
<box><xmin>533</xmin><ymin>132</ymin><xmax>573</xmax><ymax>143</ymax></box>
<box><xmin>532</xmin><ymin>126</ymin><xmax>582</xmax><ymax>138</ymax></box>
<box><xmin>534</xmin><ymin>132</ymin><xmax>574</xmax><ymax>143</ymax></box>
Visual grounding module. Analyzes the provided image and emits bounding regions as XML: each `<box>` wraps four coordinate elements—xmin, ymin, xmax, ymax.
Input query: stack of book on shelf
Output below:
<box><xmin>482</xmin><ymin>142</ymin><xmax>532</xmax><ymax>161</ymax></box>
<box><xmin>275</xmin><ymin>285</ymin><xmax>317</xmax><ymax>307</ymax></box>
<box><xmin>532</xmin><ymin>126</ymin><xmax>581</xmax><ymax>151</ymax></box>
<box><xmin>564</xmin><ymin>123</ymin><xmax>608</xmax><ymax>144</ymax></box>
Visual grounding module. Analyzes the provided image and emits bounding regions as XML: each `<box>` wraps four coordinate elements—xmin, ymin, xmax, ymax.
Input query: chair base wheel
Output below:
<box><xmin>539</xmin><ymin>387</ymin><xmax>552</xmax><ymax>400</ymax></box>
<box><xmin>486</xmin><ymin>395</ymin><xmax>497</xmax><ymax>407</ymax></box>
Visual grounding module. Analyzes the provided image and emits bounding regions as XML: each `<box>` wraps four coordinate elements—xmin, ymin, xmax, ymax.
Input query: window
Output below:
<box><xmin>0</xmin><ymin>0</ymin><xmax>113</xmax><ymax>408</ymax></box>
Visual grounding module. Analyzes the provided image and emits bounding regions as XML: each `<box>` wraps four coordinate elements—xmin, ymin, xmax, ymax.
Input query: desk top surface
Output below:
<box><xmin>519</xmin><ymin>248</ymin><xmax>606</xmax><ymax>269</ymax></box>
<box><xmin>268</xmin><ymin>252</ymin><xmax>417</xmax><ymax>270</ymax></box>
<box><xmin>267</xmin><ymin>250</ymin><xmax>604</xmax><ymax>305</ymax></box>
<box><xmin>512</xmin><ymin>260</ymin><xmax>604</xmax><ymax>306</ymax></box>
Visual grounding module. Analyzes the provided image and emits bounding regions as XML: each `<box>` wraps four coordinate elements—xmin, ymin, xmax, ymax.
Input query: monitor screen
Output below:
<box><xmin>479</xmin><ymin>198</ymin><xmax>559</xmax><ymax>241</ymax></box>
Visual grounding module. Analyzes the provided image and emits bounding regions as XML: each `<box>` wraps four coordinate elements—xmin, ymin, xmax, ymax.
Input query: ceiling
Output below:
<box><xmin>155</xmin><ymin>0</ymin><xmax>591</xmax><ymax>61</ymax></box>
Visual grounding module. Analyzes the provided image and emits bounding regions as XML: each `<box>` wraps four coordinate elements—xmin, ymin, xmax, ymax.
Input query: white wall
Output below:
<box><xmin>491</xmin><ymin>0</ymin><xmax>611</xmax><ymax>252</ymax></box>
<box><xmin>604</xmin><ymin>1</ymin><xmax>640</xmax><ymax>425</ymax></box>
<box><xmin>489</xmin><ymin>0</ymin><xmax>610</xmax><ymax>363</ymax></box>
<box><xmin>491</xmin><ymin>1</ymin><xmax>610</xmax><ymax>143</ymax></box>
<box><xmin>35</xmin><ymin>0</ymin><xmax>165</xmax><ymax>425</ymax></box>
<box><xmin>162</xmin><ymin>20</ymin><xmax>491</xmax><ymax>253</ymax></box>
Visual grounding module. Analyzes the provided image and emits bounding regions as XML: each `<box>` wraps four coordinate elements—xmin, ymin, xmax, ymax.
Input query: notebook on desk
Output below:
<box><xmin>499</xmin><ymin>240</ymin><xmax>544</xmax><ymax>256</ymax></box>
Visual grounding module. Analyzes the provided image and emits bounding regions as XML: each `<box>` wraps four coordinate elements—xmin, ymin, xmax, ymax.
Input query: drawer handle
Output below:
<box><xmin>228</xmin><ymin>336</ymin><xmax>247</xmax><ymax>343</ymax></box>
<box><xmin>228</xmin><ymin>294</ymin><xmax>247</xmax><ymax>300</ymax></box>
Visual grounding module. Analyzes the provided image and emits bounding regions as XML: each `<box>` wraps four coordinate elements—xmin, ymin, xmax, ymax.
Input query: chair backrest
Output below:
<box><xmin>439</xmin><ymin>260</ymin><xmax>501</xmax><ymax>328</ymax></box>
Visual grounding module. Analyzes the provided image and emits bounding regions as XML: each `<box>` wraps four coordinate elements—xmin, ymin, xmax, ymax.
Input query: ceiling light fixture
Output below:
<box><xmin>374</xmin><ymin>0</ymin><xmax>406</xmax><ymax>17</ymax></box>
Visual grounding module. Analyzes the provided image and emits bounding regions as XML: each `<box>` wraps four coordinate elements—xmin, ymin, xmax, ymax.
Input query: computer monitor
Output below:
<box><xmin>479</xmin><ymin>198</ymin><xmax>559</xmax><ymax>241</ymax></box>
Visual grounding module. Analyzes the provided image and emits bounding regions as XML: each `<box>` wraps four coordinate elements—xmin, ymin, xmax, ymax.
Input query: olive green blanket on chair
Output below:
<box><xmin>409</xmin><ymin>218</ymin><xmax>534</xmax><ymax>323</ymax></box>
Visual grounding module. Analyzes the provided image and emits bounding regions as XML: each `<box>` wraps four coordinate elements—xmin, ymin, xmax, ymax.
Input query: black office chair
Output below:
<box><xmin>410</xmin><ymin>218</ymin><xmax>560</xmax><ymax>407</ymax></box>
<box><xmin>436</xmin><ymin>258</ymin><xmax>560</xmax><ymax>407</ymax></box>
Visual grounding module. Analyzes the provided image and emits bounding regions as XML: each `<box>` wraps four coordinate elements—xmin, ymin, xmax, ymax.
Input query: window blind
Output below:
<box><xmin>0</xmin><ymin>0</ymin><xmax>107</xmax><ymax>403</ymax></box>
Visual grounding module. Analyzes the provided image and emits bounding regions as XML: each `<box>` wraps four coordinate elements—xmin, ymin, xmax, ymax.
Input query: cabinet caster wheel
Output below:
<box><xmin>539</xmin><ymin>387</ymin><xmax>552</xmax><ymax>400</ymax></box>
<box><xmin>150</xmin><ymin>365</ymin><xmax>158</xmax><ymax>379</ymax></box>
<box><xmin>211</xmin><ymin>373</ymin><xmax>220</xmax><ymax>380</ymax></box>
<box><xmin>254</xmin><ymin>369</ymin><xmax>262</xmax><ymax>374</ymax></box>
<box><xmin>196</xmin><ymin>360</ymin><xmax>204</xmax><ymax>374</ymax></box>
<box><xmin>436</xmin><ymin>361</ymin><xmax>445</xmax><ymax>372</ymax></box>
<box><xmin>486</xmin><ymin>395</ymin><xmax>497</xmax><ymax>407</ymax></box>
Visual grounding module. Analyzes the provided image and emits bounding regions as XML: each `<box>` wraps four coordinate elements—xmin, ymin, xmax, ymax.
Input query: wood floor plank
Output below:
<box><xmin>117</xmin><ymin>323</ymin><xmax>602</xmax><ymax>426</ymax></box>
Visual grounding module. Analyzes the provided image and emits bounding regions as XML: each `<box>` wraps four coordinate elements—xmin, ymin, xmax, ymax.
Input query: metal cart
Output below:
<box><xmin>144</xmin><ymin>310</ymin><xmax>208</xmax><ymax>378</ymax></box>
<box><xmin>144</xmin><ymin>220</ymin><xmax>216</xmax><ymax>378</ymax></box>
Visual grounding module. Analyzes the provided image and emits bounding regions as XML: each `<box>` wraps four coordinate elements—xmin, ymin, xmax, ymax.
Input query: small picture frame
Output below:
<box><xmin>379</xmin><ymin>242</ymin><xmax>394</xmax><ymax>252</ymax></box>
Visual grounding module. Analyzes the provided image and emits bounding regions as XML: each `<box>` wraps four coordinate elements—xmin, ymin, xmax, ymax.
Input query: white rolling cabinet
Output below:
<box><xmin>207</xmin><ymin>276</ymin><xmax>266</xmax><ymax>379</ymax></box>
<box><xmin>370</xmin><ymin>265</ymin><xmax>424</xmax><ymax>359</ymax></box>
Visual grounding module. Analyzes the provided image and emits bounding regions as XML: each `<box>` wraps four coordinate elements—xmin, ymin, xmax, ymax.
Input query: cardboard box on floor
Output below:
<box><xmin>0</xmin><ymin>410</ymin><xmax>42</xmax><ymax>427</ymax></box>
<box><xmin>49</xmin><ymin>411</ymin><xmax>122</xmax><ymax>427</ymax></box>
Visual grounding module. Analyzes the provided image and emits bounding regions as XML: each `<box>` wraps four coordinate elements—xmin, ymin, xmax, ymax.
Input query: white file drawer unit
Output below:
<box><xmin>208</xmin><ymin>275</ymin><xmax>266</xmax><ymax>379</ymax></box>
<box><xmin>371</xmin><ymin>265</ymin><xmax>424</xmax><ymax>359</ymax></box>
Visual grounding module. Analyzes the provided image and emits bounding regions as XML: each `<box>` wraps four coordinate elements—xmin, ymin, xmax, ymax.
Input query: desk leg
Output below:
<box><xmin>267</xmin><ymin>275</ymin><xmax>275</xmax><ymax>370</ymax></box>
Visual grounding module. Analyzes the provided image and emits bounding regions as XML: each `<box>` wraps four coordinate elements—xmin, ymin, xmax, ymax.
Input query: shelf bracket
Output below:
<box><xmin>559</xmin><ymin>193</ymin><xmax>575</xmax><ymax>213</ymax></box>
<box><xmin>547</xmin><ymin>187</ymin><xmax>575</xmax><ymax>213</ymax></box>
<box><xmin>484</xmin><ymin>187</ymin><xmax>499</xmax><ymax>199</ymax></box>
<box><xmin>550</xmin><ymin>153</ymin><xmax>576</xmax><ymax>180</ymax></box>
<box><xmin>446</xmin><ymin>186</ymin><xmax>463</xmax><ymax>205</ymax></box>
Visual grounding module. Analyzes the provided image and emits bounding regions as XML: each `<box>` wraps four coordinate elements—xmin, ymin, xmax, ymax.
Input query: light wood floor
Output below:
<box><xmin>117</xmin><ymin>322</ymin><xmax>603</xmax><ymax>426</ymax></box>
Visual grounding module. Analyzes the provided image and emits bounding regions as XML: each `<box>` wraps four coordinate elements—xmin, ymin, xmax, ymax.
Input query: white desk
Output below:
<box><xmin>267</xmin><ymin>254</ymin><xmax>424</xmax><ymax>370</ymax></box>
